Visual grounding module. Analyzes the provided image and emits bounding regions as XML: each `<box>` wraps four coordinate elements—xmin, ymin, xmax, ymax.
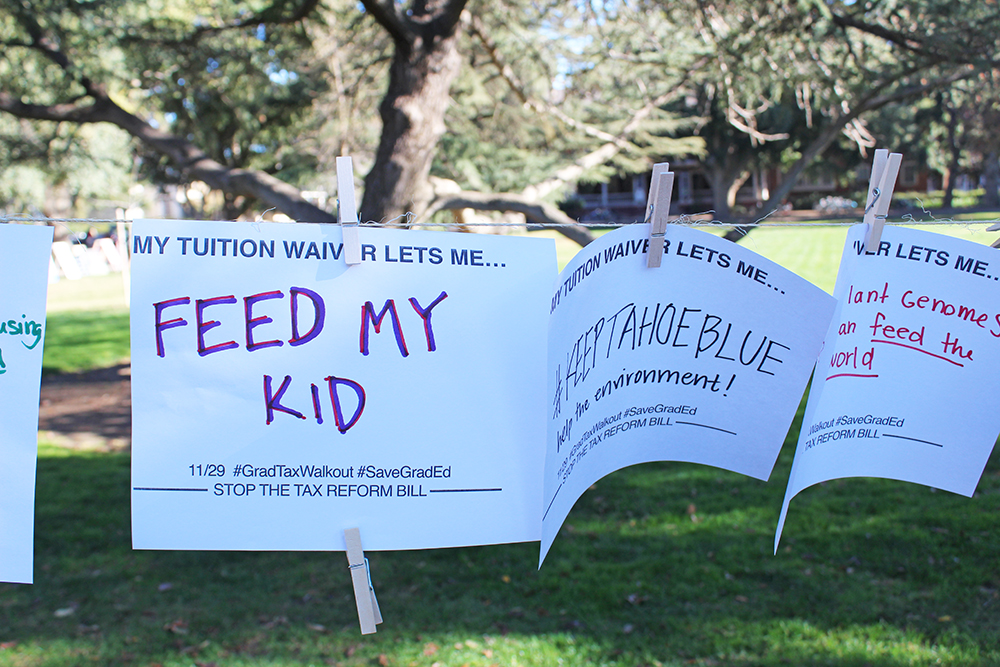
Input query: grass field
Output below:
<box><xmin>3</xmin><ymin>437</ymin><xmax>999</xmax><ymax>666</ymax></box>
<box><xmin>42</xmin><ymin>273</ymin><xmax>129</xmax><ymax>375</ymax></box>
<box><xmin>5</xmin><ymin>221</ymin><xmax>1000</xmax><ymax>666</ymax></box>
<box><xmin>738</xmin><ymin>218</ymin><xmax>1000</xmax><ymax>294</ymax></box>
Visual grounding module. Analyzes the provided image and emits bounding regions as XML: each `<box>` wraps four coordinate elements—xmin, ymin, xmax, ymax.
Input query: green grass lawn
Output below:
<box><xmin>41</xmin><ymin>310</ymin><xmax>130</xmax><ymax>375</ymax></box>
<box><xmin>3</xmin><ymin>434</ymin><xmax>999</xmax><ymax>666</ymax></box>
<box><xmin>43</xmin><ymin>274</ymin><xmax>129</xmax><ymax>375</ymax></box>
<box><xmin>6</xmin><ymin>222</ymin><xmax>1000</xmax><ymax>665</ymax></box>
<box><xmin>46</xmin><ymin>273</ymin><xmax>129</xmax><ymax>314</ymax></box>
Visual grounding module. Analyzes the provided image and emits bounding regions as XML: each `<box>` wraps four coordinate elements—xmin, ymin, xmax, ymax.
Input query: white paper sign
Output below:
<box><xmin>130</xmin><ymin>220</ymin><xmax>555</xmax><ymax>551</ymax></box>
<box><xmin>776</xmin><ymin>225</ymin><xmax>1000</xmax><ymax>548</ymax></box>
<box><xmin>0</xmin><ymin>223</ymin><xmax>53</xmax><ymax>584</ymax></box>
<box><xmin>541</xmin><ymin>224</ymin><xmax>836</xmax><ymax>564</ymax></box>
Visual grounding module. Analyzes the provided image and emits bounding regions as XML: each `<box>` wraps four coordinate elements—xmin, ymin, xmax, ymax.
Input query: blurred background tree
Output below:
<box><xmin>1</xmin><ymin>0</ymin><xmax>999</xmax><ymax>244</ymax></box>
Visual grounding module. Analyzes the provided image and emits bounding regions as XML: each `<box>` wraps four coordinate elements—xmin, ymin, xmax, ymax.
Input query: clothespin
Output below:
<box><xmin>863</xmin><ymin>149</ymin><xmax>903</xmax><ymax>253</ymax></box>
<box><xmin>344</xmin><ymin>527</ymin><xmax>382</xmax><ymax>634</ymax></box>
<box><xmin>337</xmin><ymin>156</ymin><xmax>362</xmax><ymax>265</ymax></box>
<box><xmin>646</xmin><ymin>162</ymin><xmax>675</xmax><ymax>268</ymax></box>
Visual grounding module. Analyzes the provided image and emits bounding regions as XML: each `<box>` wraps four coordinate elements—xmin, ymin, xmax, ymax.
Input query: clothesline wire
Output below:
<box><xmin>2</xmin><ymin>212</ymin><xmax>999</xmax><ymax>230</ymax></box>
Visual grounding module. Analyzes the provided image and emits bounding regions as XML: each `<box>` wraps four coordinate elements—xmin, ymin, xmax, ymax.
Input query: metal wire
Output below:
<box><xmin>3</xmin><ymin>211</ymin><xmax>1000</xmax><ymax>230</ymax></box>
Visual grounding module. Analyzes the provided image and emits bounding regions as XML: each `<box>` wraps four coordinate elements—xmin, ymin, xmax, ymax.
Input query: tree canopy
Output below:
<box><xmin>2</xmin><ymin>0</ymin><xmax>1000</xmax><ymax>244</ymax></box>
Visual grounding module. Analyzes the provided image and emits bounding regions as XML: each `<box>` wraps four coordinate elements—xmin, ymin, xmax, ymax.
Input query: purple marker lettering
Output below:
<box><xmin>195</xmin><ymin>295</ymin><xmax>238</xmax><ymax>356</ymax></box>
<box><xmin>359</xmin><ymin>299</ymin><xmax>409</xmax><ymax>357</ymax></box>
<box><xmin>263</xmin><ymin>374</ymin><xmax>305</xmax><ymax>424</ymax></box>
<box><xmin>325</xmin><ymin>375</ymin><xmax>366</xmax><ymax>433</ymax></box>
<box><xmin>289</xmin><ymin>286</ymin><xmax>325</xmax><ymax>347</ymax></box>
<box><xmin>244</xmin><ymin>290</ymin><xmax>285</xmax><ymax>351</ymax></box>
<box><xmin>408</xmin><ymin>291</ymin><xmax>448</xmax><ymax>352</ymax></box>
<box><xmin>153</xmin><ymin>297</ymin><xmax>191</xmax><ymax>357</ymax></box>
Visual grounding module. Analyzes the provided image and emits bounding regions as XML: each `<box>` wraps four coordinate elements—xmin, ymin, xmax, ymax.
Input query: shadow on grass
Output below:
<box><xmin>2</xmin><ymin>443</ymin><xmax>998</xmax><ymax>666</ymax></box>
<box><xmin>41</xmin><ymin>310</ymin><xmax>130</xmax><ymax>376</ymax></box>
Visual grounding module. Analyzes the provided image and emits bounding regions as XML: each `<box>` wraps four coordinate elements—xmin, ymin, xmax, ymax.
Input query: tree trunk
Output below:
<box><xmin>703</xmin><ymin>164</ymin><xmax>733</xmax><ymax>220</ymax></box>
<box><xmin>727</xmin><ymin>170</ymin><xmax>751</xmax><ymax>210</ymax></box>
<box><xmin>983</xmin><ymin>151</ymin><xmax>1000</xmax><ymax>208</ymax></box>
<box><xmin>942</xmin><ymin>106</ymin><xmax>959</xmax><ymax>209</ymax></box>
<box><xmin>361</xmin><ymin>31</ymin><xmax>462</xmax><ymax>224</ymax></box>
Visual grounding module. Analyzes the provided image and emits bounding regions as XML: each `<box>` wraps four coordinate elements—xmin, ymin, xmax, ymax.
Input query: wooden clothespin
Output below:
<box><xmin>646</xmin><ymin>162</ymin><xmax>675</xmax><ymax>268</ymax></box>
<box><xmin>337</xmin><ymin>156</ymin><xmax>362</xmax><ymax>265</ymax></box>
<box><xmin>863</xmin><ymin>149</ymin><xmax>903</xmax><ymax>253</ymax></box>
<box><xmin>344</xmin><ymin>527</ymin><xmax>382</xmax><ymax>635</ymax></box>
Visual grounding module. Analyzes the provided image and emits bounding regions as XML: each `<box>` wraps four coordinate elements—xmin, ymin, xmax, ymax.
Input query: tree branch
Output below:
<box><xmin>256</xmin><ymin>0</ymin><xmax>324</xmax><ymax>24</ymax></box>
<box><xmin>359</xmin><ymin>0</ymin><xmax>412</xmax><ymax>46</ymax></box>
<box><xmin>829</xmin><ymin>11</ymin><xmax>938</xmax><ymax>59</ymax></box>
<box><xmin>523</xmin><ymin>87</ymin><xmax>686</xmax><ymax>203</ymax></box>
<box><xmin>723</xmin><ymin>64</ymin><xmax>978</xmax><ymax>241</ymax></box>
<box><xmin>424</xmin><ymin>189</ymin><xmax>595</xmax><ymax>246</ymax></box>
<box><xmin>463</xmin><ymin>11</ymin><xmax>640</xmax><ymax>152</ymax></box>
<box><xmin>0</xmin><ymin>92</ymin><xmax>335</xmax><ymax>222</ymax></box>
<box><xmin>428</xmin><ymin>0</ymin><xmax>469</xmax><ymax>38</ymax></box>
<box><xmin>464</xmin><ymin>15</ymin><xmax>709</xmax><ymax>205</ymax></box>
<box><xmin>0</xmin><ymin>93</ymin><xmax>99</xmax><ymax>124</ymax></box>
<box><xmin>828</xmin><ymin>10</ymin><xmax>999</xmax><ymax>67</ymax></box>
<box><xmin>120</xmin><ymin>0</ymin><xmax>324</xmax><ymax>47</ymax></box>
<box><xmin>3</xmin><ymin>8</ymin><xmax>334</xmax><ymax>222</ymax></box>
<box><xmin>12</xmin><ymin>9</ymin><xmax>106</xmax><ymax>99</ymax></box>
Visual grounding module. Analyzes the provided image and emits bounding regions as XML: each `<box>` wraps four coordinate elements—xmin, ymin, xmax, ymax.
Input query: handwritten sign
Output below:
<box><xmin>130</xmin><ymin>220</ymin><xmax>555</xmax><ymax>551</ymax></box>
<box><xmin>541</xmin><ymin>224</ymin><xmax>835</xmax><ymax>564</ymax></box>
<box><xmin>0</xmin><ymin>223</ymin><xmax>53</xmax><ymax>583</ymax></box>
<box><xmin>776</xmin><ymin>225</ymin><xmax>1000</xmax><ymax>548</ymax></box>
